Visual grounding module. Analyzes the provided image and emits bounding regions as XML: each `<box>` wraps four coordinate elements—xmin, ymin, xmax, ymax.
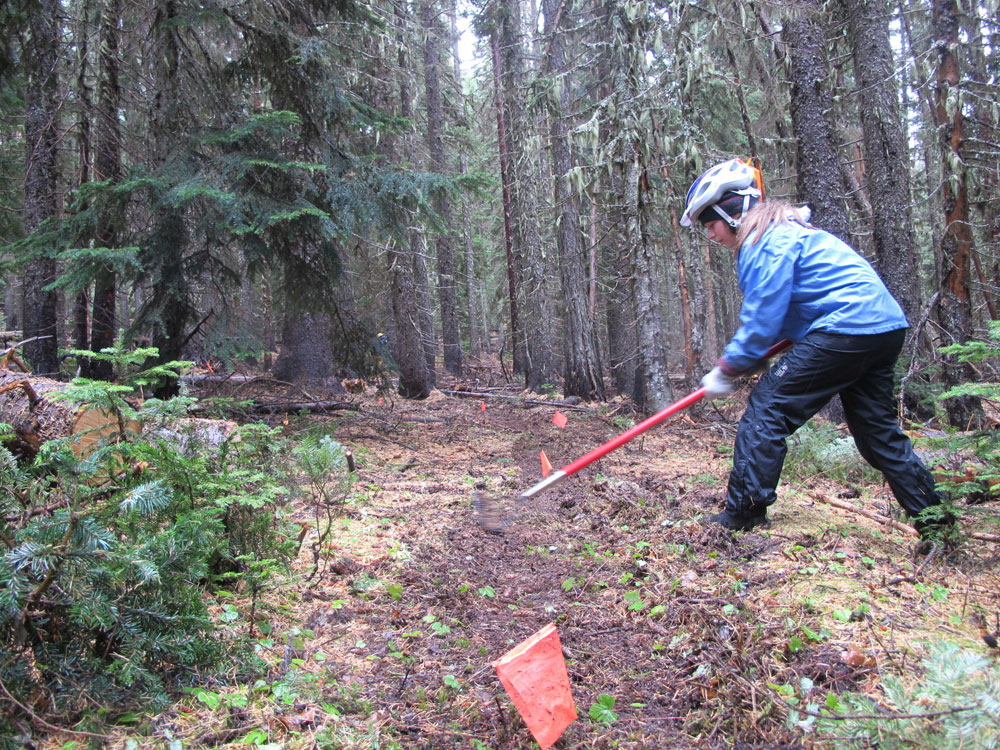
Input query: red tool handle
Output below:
<box><xmin>520</xmin><ymin>338</ymin><xmax>792</xmax><ymax>500</ymax></box>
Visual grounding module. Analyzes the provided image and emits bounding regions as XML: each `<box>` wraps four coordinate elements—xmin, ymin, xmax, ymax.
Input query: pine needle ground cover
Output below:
<box><xmin>8</xmin><ymin>377</ymin><xmax>1000</xmax><ymax>749</ymax></box>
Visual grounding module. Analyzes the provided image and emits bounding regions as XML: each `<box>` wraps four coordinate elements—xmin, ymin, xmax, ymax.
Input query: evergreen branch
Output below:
<box><xmin>15</xmin><ymin>512</ymin><xmax>76</xmax><ymax>646</ymax></box>
<box><xmin>762</xmin><ymin>679</ymin><xmax>976</xmax><ymax>722</ymax></box>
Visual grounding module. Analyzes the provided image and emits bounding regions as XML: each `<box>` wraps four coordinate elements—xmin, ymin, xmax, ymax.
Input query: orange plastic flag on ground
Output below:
<box><xmin>552</xmin><ymin>411</ymin><xmax>568</xmax><ymax>429</ymax></box>
<box><xmin>493</xmin><ymin>623</ymin><xmax>577</xmax><ymax>749</ymax></box>
<box><xmin>481</xmin><ymin>401</ymin><xmax>486</xmax><ymax>412</ymax></box>
<box><xmin>378</xmin><ymin>397</ymin><xmax>383</xmax><ymax>405</ymax></box>
<box><xmin>540</xmin><ymin>451</ymin><xmax>553</xmax><ymax>478</ymax></box>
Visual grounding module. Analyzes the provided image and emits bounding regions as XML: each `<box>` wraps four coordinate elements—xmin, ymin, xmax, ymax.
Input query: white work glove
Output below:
<box><xmin>700</xmin><ymin>366</ymin><xmax>736</xmax><ymax>401</ymax></box>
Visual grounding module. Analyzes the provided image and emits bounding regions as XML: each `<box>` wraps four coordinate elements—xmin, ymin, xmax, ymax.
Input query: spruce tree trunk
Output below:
<box><xmin>450</xmin><ymin>0</ymin><xmax>483</xmax><ymax>358</ymax></box>
<box><xmin>90</xmin><ymin>0</ymin><xmax>124</xmax><ymax>381</ymax></box>
<box><xmin>841</xmin><ymin>0</ymin><xmax>922</xmax><ymax>323</ymax></box>
<box><xmin>497</xmin><ymin>0</ymin><xmax>557</xmax><ymax>391</ymax></box>
<box><xmin>272</xmin><ymin>311</ymin><xmax>341</xmax><ymax>389</ymax></box>
<box><xmin>933</xmin><ymin>0</ymin><xmax>981</xmax><ymax>427</ymax></box>
<box><xmin>386</xmin><ymin>0</ymin><xmax>433</xmax><ymax>398</ymax></box>
<box><xmin>74</xmin><ymin>0</ymin><xmax>93</xmax><ymax>357</ymax></box>
<box><xmin>609</xmin><ymin>1</ymin><xmax>671</xmax><ymax>412</ymax></box>
<box><xmin>490</xmin><ymin>31</ymin><xmax>524</xmax><ymax>377</ymax></box>
<box><xmin>388</xmin><ymin>241</ymin><xmax>433</xmax><ymax>398</ymax></box>
<box><xmin>145</xmin><ymin>0</ymin><xmax>190</xmax><ymax>396</ymax></box>
<box><xmin>784</xmin><ymin>0</ymin><xmax>853</xmax><ymax>242</ymax></box>
<box><xmin>22</xmin><ymin>0</ymin><xmax>62</xmax><ymax>376</ymax></box>
<box><xmin>543</xmin><ymin>0</ymin><xmax>604</xmax><ymax>401</ymax></box>
<box><xmin>422</xmin><ymin>0</ymin><xmax>462</xmax><ymax>377</ymax></box>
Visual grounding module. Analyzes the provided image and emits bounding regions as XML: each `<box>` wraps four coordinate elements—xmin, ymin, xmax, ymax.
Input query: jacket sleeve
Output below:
<box><xmin>721</xmin><ymin>228</ymin><xmax>797</xmax><ymax>373</ymax></box>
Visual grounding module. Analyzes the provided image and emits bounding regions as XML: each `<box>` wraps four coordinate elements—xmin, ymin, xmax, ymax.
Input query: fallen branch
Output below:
<box><xmin>213</xmin><ymin>400</ymin><xmax>445</xmax><ymax>425</ymax></box>
<box><xmin>1</xmin><ymin>336</ymin><xmax>50</xmax><ymax>372</ymax></box>
<box><xmin>180</xmin><ymin>374</ymin><xmax>260</xmax><ymax>385</ymax></box>
<box><xmin>813</xmin><ymin>494</ymin><xmax>1000</xmax><ymax>543</ymax></box>
<box><xmin>241</xmin><ymin>400</ymin><xmax>361</xmax><ymax>414</ymax></box>
<box><xmin>812</xmin><ymin>494</ymin><xmax>918</xmax><ymax>536</ymax></box>
<box><xmin>761</xmin><ymin>677</ymin><xmax>975</xmax><ymax>722</ymax></box>
<box><xmin>439</xmin><ymin>389</ymin><xmax>591</xmax><ymax>411</ymax></box>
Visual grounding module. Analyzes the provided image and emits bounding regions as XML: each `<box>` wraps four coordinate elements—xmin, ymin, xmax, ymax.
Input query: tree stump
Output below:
<box><xmin>0</xmin><ymin>370</ymin><xmax>138</xmax><ymax>456</ymax></box>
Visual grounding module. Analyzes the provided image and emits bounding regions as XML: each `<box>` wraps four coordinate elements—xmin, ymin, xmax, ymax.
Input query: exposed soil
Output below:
<box><xmin>119</xmin><ymin>369</ymin><xmax>1000</xmax><ymax>749</ymax></box>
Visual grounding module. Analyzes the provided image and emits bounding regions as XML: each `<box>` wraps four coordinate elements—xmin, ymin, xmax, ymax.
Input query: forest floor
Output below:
<box><xmin>108</xmin><ymin>366</ymin><xmax>999</xmax><ymax>749</ymax></box>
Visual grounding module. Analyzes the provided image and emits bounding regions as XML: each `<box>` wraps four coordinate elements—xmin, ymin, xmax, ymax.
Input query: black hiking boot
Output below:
<box><xmin>706</xmin><ymin>507</ymin><xmax>769</xmax><ymax>532</ymax></box>
<box><xmin>913</xmin><ymin>510</ymin><xmax>959</xmax><ymax>556</ymax></box>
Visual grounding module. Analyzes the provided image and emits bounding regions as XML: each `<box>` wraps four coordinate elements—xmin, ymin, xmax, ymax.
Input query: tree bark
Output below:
<box><xmin>609</xmin><ymin>0</ymin><xmax>671</xmax><ymax>412</ymax></box>
<box><xmin>784</xmin><ymin>0</ymin><xmax>853</xmax><ymax>242</ymax></box>
<box><xmin>422</xmin><ymin>0</ymin><xmax>462</xmax><ymax>377</ymax></box>
<box><xmin>22</xmin><ymin>0</ymin><xmax>62</xmax><ymax>376</ymax></box>
<box><xmin>387</xmin><ymin>0</ymin><xmax>434</xmax><ymax>398</ymax></box>
<box><xmin>490</xmin><ymin>31</ymin><xmax>524</xmax><ymax>376</ymax></box>
<box><xmin>272</xmin><ymin>311</ymin><xmax>343</xmax><ymax>389</ymax></box>
<box><xmin>933</xmin><ymin>0</ymin><xmax>981</xmax><ymax>427</ymax></box>
<box><xmin>543</xmin><ymin>0</ymin><xmax>604</xmax><ymax>401</ymax></box>
<box><xmin>89</xmin><ymin>0</ymin><xmax>124</xmax><ymax>381</ymax></box>
<box><xmin>841</xmin><ymin>0</ymin><xmax>922</xmax><ymax>324</ymax></box>
<box><xmin>497</xmin><ymin>0</ymin><xmax>557</xmax><ymax>390</ymax></box>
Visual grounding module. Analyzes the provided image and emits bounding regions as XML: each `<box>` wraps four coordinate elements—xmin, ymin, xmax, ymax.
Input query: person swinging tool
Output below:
<box><xmin>681</xmin><ymin>158</ymin><xmax>951</xmax><ymax>542</ymax></box>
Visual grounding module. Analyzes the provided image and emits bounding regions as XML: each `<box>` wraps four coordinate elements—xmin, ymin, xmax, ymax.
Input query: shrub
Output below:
<box><xmin>0</xmin><ymin>345</ymin><xmax>299</xmax><ymax>739</ymax></box>
<box><xmin>813</xmin><ymin>641</ymin><xmax>1000</xmax><ymax>748</ymax></box>
<box><xmin>785</xmin><ymin>420</ymin><xmax>882</xmax><ymax>485</ymax></box>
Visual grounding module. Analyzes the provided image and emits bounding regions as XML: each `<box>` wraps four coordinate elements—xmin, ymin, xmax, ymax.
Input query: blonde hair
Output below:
<box><xmin>734</xmin><ymin>201</ymin><xmax>811</xmax><ymax>248</ymax></box>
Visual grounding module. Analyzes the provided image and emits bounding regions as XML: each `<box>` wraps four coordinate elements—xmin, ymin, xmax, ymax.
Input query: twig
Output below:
<box><xmin>765</xmin><ymin>681</ymin><xmax>975</xmax><ymax>722</ymax></box>
<box><xmin>813</xmin><ymin>494</ymin><xmax>1000</xmax><ymax>542</ymax></box>
<box><xmin>0</xmin><ymin>378</ymin><xmax>40</xmax><ymax>406</ymax></box>
<box><xmin>888</xmin><ymin>543</ymin><xmax>937</xmax><ymax>585</ymax></box>
<box><xmin>2</xmin><ymin>336</ymin><xmax>52</xmax><ymax>372</ymax></box>
<box><xmin>4</xmin><ymin>499</ymin><xmax>70</xmax><ymax>523</ymax></box>
<box><xmin>865</xmin><ymin>619</ymin><xmax>902</xmax><ymax>671</ymax></box>
<box><xmin>0</xmin><ymin>670</ymin><xmax>110</xmax><ymax>740</ymax></box>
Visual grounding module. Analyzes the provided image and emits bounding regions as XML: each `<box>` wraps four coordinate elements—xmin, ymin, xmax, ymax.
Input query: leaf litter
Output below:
<box><xmin>104</xmin><ymin>376</ymin><xmax>1000</xmax><ymax>749</ymax></box>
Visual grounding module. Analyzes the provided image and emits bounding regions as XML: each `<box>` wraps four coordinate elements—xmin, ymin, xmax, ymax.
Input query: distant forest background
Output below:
<box><xmin>1</xmin><ymin>0</ymin><xmax>998</xmax><ymax>421</ymax></box>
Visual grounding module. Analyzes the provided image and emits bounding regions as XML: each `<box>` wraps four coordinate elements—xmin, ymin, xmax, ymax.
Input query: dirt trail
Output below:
<box><xmin>198</xmin><ymin>379</ymin><xmax>1000</xmax><ymax>749</ymax></box>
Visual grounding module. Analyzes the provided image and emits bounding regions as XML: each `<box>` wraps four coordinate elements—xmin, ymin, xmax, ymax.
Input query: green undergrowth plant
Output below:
<box><xmin>0</xmin><ymin>345</ymin><xmax>301</xmax><ymax>742</ymax></box>
<box><xmin>785</xmin><ymin>420</ymin><xmax>882</xmax><ymax>484</ymax></box>
<box><xmin>931</xmin><ymin>324</ymin><xmax>1000</xmax><ymax>521</ymax></box>
<box><xmin>287</xmin><ymin>432</ymin><xmax>354</xmax><ymax>584</ymax></box>
<box><xmin>812</xmin><ymin>641</ymin><xmax>1000</xmax><ymax>748</ymax></box>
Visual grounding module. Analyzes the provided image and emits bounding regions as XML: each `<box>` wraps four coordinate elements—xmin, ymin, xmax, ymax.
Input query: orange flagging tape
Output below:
<box><xmin>552</xmin><ymin>411</ymin><xmax>568</xmax><ymax>429</ymax></box>
<box><xmin>493</xmin><ymin>623</ymin><xmax>577</xmax><ymax>749</ymax></box>
<box><xmin>378</xmin><ymin>397</ymin><xmax>383</xmax><ymax>405</ymax></box>
<box><xmin>481</xmin><ymin>400</ymin><xmax>486</xmax><ymax>412</ymax></box>
<box><xmin>540</xmin><ymin>451</ymin><xmax>553</xmax><ymax>478</ymax></box>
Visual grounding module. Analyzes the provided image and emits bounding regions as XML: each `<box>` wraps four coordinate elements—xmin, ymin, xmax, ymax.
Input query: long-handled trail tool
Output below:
<box><xmin>473</xmin><ymin>339</ymin><xmax>792</xmax><ymax>532</ymax></box>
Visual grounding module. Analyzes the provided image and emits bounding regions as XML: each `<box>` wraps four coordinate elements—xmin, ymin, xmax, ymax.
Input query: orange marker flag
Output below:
<box><xmin>552</xmin><ymin>411</ymin><xmax>568</xmax><ymax>429</ymax></box>
<box><xmin>540</xmin><ymin>450</ymin><xmax>553</xmax><ymax>478</ymax></box>
<box><xmin>493</xmin><ymin>623</ymin><xmax>577</xmax><ymax>750</ymax></box>
<box><xmin>378</xmin><ymin>397</ymin><xmax>383</xmax><ymax>405</ymax></box>
<box><xmin>481</xmin><ymin>400</ymin><xmax>486</xmax><ymax>412</ymax></box>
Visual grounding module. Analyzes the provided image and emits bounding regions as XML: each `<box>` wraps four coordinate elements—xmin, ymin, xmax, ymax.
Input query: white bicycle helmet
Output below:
<box><xmin>681</xmin><ymin>158</ymin><xmax>762</xmax><ymax>228</ymax></box>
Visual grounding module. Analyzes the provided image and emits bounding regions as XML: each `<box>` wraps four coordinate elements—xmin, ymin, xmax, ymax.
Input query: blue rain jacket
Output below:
<box><xmin>721</xmin><ymin>221</ymin><xmax>908</xmax><ymax>373</ymax></box>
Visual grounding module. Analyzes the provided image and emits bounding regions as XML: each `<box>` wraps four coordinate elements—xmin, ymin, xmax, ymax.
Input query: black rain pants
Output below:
<box><xmin>725</xmin><ymin>329</ymin><xmax>941</xmax><ymax>521</ymax></box>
